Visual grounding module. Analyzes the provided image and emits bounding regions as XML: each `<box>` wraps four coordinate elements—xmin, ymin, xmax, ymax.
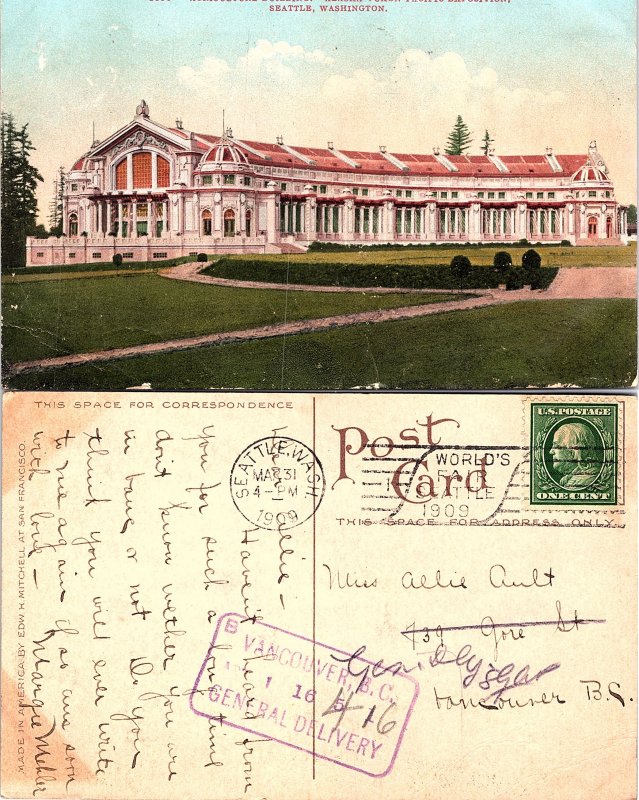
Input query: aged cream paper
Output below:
<box><xmin>1</xmin><ymin>391</ymin><xmax>636</xmax><ymax>799</ymax></box>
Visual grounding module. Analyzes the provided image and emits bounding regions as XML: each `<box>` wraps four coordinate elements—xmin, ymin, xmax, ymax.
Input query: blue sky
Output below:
<box><xmin>2</xmin><ymin>0</ymin><xmax>636</xmax><ymax>213</ymax></box>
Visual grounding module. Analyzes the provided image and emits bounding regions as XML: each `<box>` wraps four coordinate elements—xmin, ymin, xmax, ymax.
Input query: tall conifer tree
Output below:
<box><xmin>481</xmin><ymin>129</ymin><xmax>494</xmax><ymax>155</ymax></box>
<box><xmin>445</xmin><ymin>116</ymin><xmax>473</xmax><ymax>155</ymax></box>
<box><xmin>1</xmin><ymin>113</ymin><xmax>43</xmax><ymax>269</ymax></box>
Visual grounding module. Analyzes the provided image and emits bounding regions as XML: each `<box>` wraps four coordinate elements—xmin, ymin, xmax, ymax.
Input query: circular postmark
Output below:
<box><xmin>230</xmin><ymin>435</ymin><xmax>325</xmax><ymax>530</ymax></box>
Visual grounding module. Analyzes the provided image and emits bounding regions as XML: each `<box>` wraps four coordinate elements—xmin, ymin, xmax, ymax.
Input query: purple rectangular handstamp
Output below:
<box><xmin>190</xmin><ymin>612</ymin><xmax>420</xmax><ymax>777</ymax></box>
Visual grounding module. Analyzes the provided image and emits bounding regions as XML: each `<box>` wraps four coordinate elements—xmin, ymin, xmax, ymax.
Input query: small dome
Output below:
<box><xmin>210</xmin><ymin>143</ymin><xmax>249</xmax><ymax>166</ymax></box>
<box><xmin>570</xmin><ymin>161</ymin><xmax>609</xmax><ymax>184</ymax></box>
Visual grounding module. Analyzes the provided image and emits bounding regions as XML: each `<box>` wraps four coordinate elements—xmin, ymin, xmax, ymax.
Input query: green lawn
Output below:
<box><xmin>222</xmin><ymin>243</ymin><xmax>636</xmax><ymax>268</ymax></box>
<box><xmin>6</xmin><ymin>300</ymin><xmax>636</xmax><ymax>391</ymax></box>
<box><xmin>2</xmin><ymin>272</ymin><xmax>462</xmax><ymax>365</ymax></box>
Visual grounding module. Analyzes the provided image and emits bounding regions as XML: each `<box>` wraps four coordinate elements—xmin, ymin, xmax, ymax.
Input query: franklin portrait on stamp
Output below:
<box><xmin>549</xmin><ymin>421</ymin><xmax>602</xmax><ymax>489</ymax></box>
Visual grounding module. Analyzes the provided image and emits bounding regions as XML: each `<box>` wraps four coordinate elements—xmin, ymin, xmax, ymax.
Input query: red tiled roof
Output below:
<box><xmin>198</xmin><ymin>137</ymin><xmax>589</xmax><ymax>178</ymax></box>
<box><xmin>76</xmin><ymin>122</ymin><xmax>592</xmax><ymax>181</ymax></box>
<box><xmin>166</xmin><ymin>127</ymin><xmax>190</xmax><ymax>139</ymax></box>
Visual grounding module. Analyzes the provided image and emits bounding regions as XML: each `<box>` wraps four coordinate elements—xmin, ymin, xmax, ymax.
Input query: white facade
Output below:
<box><xmin>27</xmin><ymin>102</ymin><xmax>628</xmax><ymax>266</ymax></box>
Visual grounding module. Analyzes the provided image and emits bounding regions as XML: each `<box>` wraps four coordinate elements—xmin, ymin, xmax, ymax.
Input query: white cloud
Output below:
<box><xmin>238</xmin><ymin>39</ymin><xmax>334</xmax><ymax>79</ymax></box>
<box><xmin>177</xmin><ymin>40</ymin><xmax>334</xmax><ymax>92</ymax></box>
<box><xmin>177</xmin><ymin>56</ymin><xmax>230</xmax><ymax>88</ymax></box>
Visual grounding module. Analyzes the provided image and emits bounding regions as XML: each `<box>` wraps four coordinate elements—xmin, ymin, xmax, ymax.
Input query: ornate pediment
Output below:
<box><xmin>111</xmin><ymin>129</ymin><xmax>170</xmax><ymax>157</ymax></box>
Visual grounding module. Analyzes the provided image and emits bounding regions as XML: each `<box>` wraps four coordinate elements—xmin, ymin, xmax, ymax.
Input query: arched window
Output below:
<box><xmin>224</xmin><ymin>209</ymin><xmax>235</xmax><ymax>237</ymax></box>
<box><xmin>115</xmin><ymin>160</ymin><xmax>127</xmax><ymax>190</ymax></box>
<box><xmin>133</xmin><ymin>153</ymin><xmax>152</xmax><ymax>189</ymax></box>
<box><xmin>588</xmin><ymin>216</ymin><xmax>598</xmax><ymax>238</ymax></box>
<box><xmin>115</xmin><ymin>153</ymin><xmax>170</xmax><ymax>190</ymax></box>
<box><xmin>202</xmin><ymin>209</ymin><xmax>212</xmax><ymax>236</ymax></box>
<box><xmin>606</xmin><ymin>216</ymin><xmax>613</xmax><ymax>238</ymax></box>
<box><xmin>245</xmin><ymin>210</ymin><xmax>252</xmax><ymax>238</ymax></box>
<box><xmin>69</xmin><ymin>213</ymin><xmax>78</xmax><ymax>236</ymax></box>
<box><xmin>157</xmin><ymin>156</ymin><xmax>170</xmax><ymax>188</ymax></box>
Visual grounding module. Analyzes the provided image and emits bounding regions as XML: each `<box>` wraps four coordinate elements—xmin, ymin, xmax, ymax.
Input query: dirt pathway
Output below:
<box><xmin>541</xmin><ymin>267</ymin><xmax>636</xmax><ymax>299</ymax></box>
<box><xmin>161</xmin><ymin>262</ymin><xmax>636</xmax><ymax>299</ymax></box>
<box><xmin>159</xmin><ymin>261</ymin><xmax>485</xmax><ymax>295</ymax></box>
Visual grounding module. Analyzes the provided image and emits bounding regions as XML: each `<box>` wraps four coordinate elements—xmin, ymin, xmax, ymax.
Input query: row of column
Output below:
<box><xmin>316</xmin><ymin>203</ymin><xmax>343</xmax><ymax>235</ymax></box>
<box><xmin>86</xmin><ymin>198</ymin><xmax>170</xmax><ymax>237</ymax></box>
<box><xmin>68</xmin><ymin>198</ymin><xmax>628</xmax><ymax>242</ymax></box>
<box><xmin>527</xmin><ymin>208</ymin><xmax>562</xmax><ymax>238</ymax></box>
<box><xmin>355</xmin><ymin>206</ymin><xmax>381</xmax><ymax>235</ymax></box>
<box><xmin>281</xmin><ymin>201</ymin><xmax>305</xmax><ymax>234</ymax></box>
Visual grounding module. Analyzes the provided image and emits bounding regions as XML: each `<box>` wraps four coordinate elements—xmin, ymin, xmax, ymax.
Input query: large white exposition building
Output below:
<box><xmin>27</xmin><ymin>101</ymin><xmax>629</xmax><ymax>266</ymax></box>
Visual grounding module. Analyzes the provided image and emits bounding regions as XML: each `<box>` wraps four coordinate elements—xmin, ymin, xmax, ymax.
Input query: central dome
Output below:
<box><xmin>211</xmin><ymin>142</ymin><xmax>249</xmax><ymax>166</ymax></box>
<box><xmin>570</xmin><ymin>160</ymin><xmax>609</xmax><ymax>184</ymax></box>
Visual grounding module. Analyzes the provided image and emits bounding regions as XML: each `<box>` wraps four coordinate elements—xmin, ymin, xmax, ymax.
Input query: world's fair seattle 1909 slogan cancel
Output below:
<box><xmin>0</xmin><ymin>392</ymin><xmax>636</xmax><ymax>800</ymax></box>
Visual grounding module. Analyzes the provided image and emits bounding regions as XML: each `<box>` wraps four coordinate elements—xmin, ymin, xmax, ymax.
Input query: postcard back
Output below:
<box><xmin>1</xmin><ymin>391</ymin><xmax>636</xmax><ymax>799</ymax></box>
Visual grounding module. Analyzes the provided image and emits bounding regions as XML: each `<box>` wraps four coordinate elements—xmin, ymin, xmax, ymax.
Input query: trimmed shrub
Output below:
<box><xmin>450</xmin><ymin>254</ymin><xmax>472</xmax><ymax>269</ymax></box>
<box><xmin>505</xmin><ymin>271</ymin><xmax>525</xmax><ymax>290</ymax></box>
<box><xmin>196</xmin><ymin>253</ymin><xmax>208</xmax><ymax>262</ymax></box>
<box><xmin>493</xmin><ymin>251</ymin><xmax>512</xmax><ymax>271</ymax></box>
<box><xmin>522</xmin><ymin>249</ymin><xmax>542</xmax><ymax>270</ymax></box>
<box><xmin>560</xmin><ymin>239</ymin><xmax>572</xmax><ymax>247</ymax></box>
<box><xmin>112</xmin><ymin>253</ymin><xmax>123</xmax><ymax>266</ymax></box>
<box><xmin>527</xmin><ymin>268</ymin><xmax>545</xmax><ymax>290</ymax></box>
<box><xmin>202</xmin><ymin>257</ymin><xmax>559</xmax><ymax>292</ymax></box>
<box><xmin>450</xmin><ymin>255</ymin><xmax>472</xmax><ymax>289</ymax></box>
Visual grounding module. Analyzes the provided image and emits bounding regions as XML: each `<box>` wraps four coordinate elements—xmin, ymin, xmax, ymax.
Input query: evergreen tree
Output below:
<box><xmin>481</xmin><ymin>129</ymin><xmax>494</xmax><ymax>156</ymax></box>
<box><xmin>627</xmin><ymin>204</ymin><xmax>637</xmax><ymax>225</ymax></box>
<box><xmin>48</xmin><ymin>166</ymin><xmax>65</xmax><ymax>235</ymax></box>
<box><xmin>445</xmin><ymin>115</ymin><xmax>472</xmax><ymax>156</ymax></box>
<box><xmin>1</xmin><ymin>113</ymin><xmax>43</xmax><ymax>269</ymax></box>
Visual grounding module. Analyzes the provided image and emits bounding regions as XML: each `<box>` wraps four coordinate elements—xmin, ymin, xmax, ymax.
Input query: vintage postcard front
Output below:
<box><xmin>1</xmin><ymin>0</ymin><xmax>636</xmax><ymax>392</ymax></box>
<box><xmin>1</xmin><ymin>391</ymin><xmax>636</xmax><ymax>799</ymax></box>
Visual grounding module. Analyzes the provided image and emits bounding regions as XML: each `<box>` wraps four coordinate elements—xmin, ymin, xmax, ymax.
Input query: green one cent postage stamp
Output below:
<box><xmin>530</xmin><ymin>403</ymin><xmax>618</xmax><ymax>505</ymax></box>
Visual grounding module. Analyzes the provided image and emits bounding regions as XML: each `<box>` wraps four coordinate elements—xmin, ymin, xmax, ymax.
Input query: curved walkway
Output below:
<box><xmin>159</xmin><ymin>261</ymin><xmax>485</xmax><ymax>295</ymax></box>
<box><xmin>161</xmin><ymin>261</ymin><xmax>636</xmax><ymax>299</ymax></box>
<box><xmin>540</xmin><ymin>267</ymin><xmax>636</xmax><ymax>299</ymax></box>
<box><xmin>8</xmin><ymin>265</ymin><xmax>635</xmax><ymax>376</ymax></box>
